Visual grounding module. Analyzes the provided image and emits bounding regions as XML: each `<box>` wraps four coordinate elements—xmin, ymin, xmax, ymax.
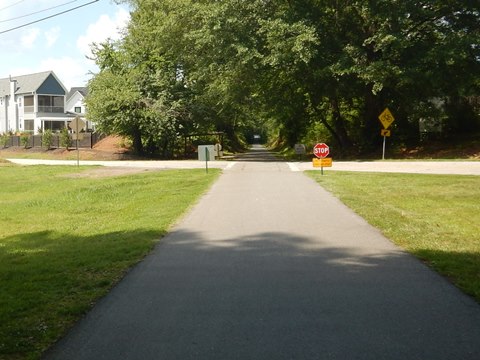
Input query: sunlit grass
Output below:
<box><xmin>308</xmin><ymin>171</ymin><xmax>480</xmax><ymax>302</ymax></box>
<box><xmin>0</xmin><ymin>165</ymin><xmax>221</xmax><ymax>359</ymax></box>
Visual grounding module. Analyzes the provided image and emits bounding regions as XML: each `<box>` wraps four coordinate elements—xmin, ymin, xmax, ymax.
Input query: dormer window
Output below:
<box><xmin>74</xmin><ymin>106</ymin><xmax>81</xmax><ymax>113</ymax></box>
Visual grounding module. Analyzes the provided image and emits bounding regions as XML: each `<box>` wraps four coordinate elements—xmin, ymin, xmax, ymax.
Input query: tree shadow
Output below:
<box><xmin>234</xmin><ymin>146</ymin><xmax>285</xmax><ymax>162</ymax></box>
<box><xmin>43</xmin><ymin>229</ymin><xmax>480</xmax><ymax>360</ymax></box>
<box><xmin>0</xmin><ymin>229</ymin><xmax>162</xmax><ymax>359</ymax></box>
<box><xmin>413</xmin><ymin>248</ymin><xmax>480</xmax><ymax>301</ymax></box>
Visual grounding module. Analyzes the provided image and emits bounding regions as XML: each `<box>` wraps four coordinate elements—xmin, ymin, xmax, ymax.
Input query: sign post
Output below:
<box><xmin>68</xmin><ymin>117</ymin><xmax>86</xmax><ymax>167</ymax></box>
<box><xmin>313</xmin><ymin>143</ymin><xmax>330</xmax><ymax>175</ymax></box>
<box><xmin>205</xmin><ymin>147</ymin><xmax>209</xmax><ymax>174</ymax></box>
<box><xmin>378</xmin><ymin>108</ymin><xmax>395</xmax><ymax>160</ymax></box>
<box><xmin>198</xmin><ymin>145</ymin><xmax>214</xmax><ymax>173</ymax></box>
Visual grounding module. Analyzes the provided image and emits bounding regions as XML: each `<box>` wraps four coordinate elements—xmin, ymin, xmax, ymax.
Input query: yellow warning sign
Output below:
<box><xmin>381</xmin><ymin>129</ymin><xmax>391</xmax><ymax>137</ymax></box>
<box><xmin>379</xmin><ymin>108</ymin><xmax>395</xmax><ymax>129</ymax></box>
<box><xmin>313</xmin><ymin>158</ymin><xmax>333</xmax><ymax>168</ymax></box>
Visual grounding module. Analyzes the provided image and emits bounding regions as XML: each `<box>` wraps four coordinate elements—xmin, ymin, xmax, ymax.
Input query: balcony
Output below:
<box><xmin>37</xmin><ymin>95</ymin><xmax>64</xmax><ymax>115</ymax></box>
<box><xmin>38</xmin><ymin>106</ymin><xmax>64</xmax><ymax>113</ymax></box>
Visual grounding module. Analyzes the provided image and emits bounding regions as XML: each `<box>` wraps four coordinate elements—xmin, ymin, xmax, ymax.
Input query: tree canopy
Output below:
<box><xmin>86</xmin><ymin>0</ymin><xmax>480</xmax><ymax>156</ymax></box>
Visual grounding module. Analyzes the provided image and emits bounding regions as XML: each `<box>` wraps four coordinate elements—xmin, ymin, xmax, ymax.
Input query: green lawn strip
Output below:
<box><xmin>0</xmin><ymin>165</ymin><xmax>221</xmax><ymax>359</ymax></box>
<box><xmin>307</xmin><ymin>171</ymin><xmax>480</xmax><ymax>302</ymax></box>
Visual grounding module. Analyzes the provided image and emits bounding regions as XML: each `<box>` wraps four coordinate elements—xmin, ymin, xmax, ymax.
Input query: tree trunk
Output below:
<box><xmin>362</xmin><ymin>85</ymin><xmax>383</xmax><ymax>151</ymax></box>
<box><xmin>330</xmin><ymin>98</ymin><xmax>353</xmax><ymax>150</ymax></box>
<box><xmin>132</xmin><ymin>126</ymin><xmax>144</xmax><ymax>155</ymax></box>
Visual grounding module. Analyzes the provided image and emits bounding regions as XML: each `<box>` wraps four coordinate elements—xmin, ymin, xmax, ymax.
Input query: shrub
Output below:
<box><xmin>60</xmin><ymin>127</ymin><xmax>71</xmax><ymax>149</ymax></box>
<box><xmin>0</xmin><ymin>133</ymin><xmax>10</xmax><ymax>148</ymax></box>
<box><xmin>42</xmin><ymin>129</ymin><xmax>53</xmax><ymax>150</ymax></box>
<box><xmin>20</xmin><ymin>133</ymin><xmax>30</xmax><ymax>149</ymax></box>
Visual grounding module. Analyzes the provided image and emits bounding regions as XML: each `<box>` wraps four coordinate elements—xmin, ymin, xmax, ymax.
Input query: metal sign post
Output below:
<box><xmin>76</xmin><ymin>120</ymin><xmax>80</xmax><ymax>167</ymax></box>
<box><xmin>69</xmin><ymin>117</ymin><xmax>86</xmax><ymax>167</ymax></box>
<box><xmin>378</xmin><ymin>109</ymin><xmax>395</xmax><ymax>160</ymax></box>
<box><xmin>205</xmin><ymin>147</ymin><xmax>209</xmax><ymax>174</ymax></box>
<box><xmin>382</xmin><ymin>135</ymin><xmax>386</xmax><ymax>160</ymax></box>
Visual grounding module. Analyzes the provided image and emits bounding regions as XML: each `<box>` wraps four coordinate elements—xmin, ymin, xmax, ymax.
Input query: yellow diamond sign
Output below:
<box><xmin>379</xmin><ymin>108</ymin><xmax>395</xmax><ymax>129</ymax></box>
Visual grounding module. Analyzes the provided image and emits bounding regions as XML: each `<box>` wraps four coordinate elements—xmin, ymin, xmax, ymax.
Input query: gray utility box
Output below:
<box><xmin>198</xmin><ymin>145</ymin><xmax>216</xmax><ymax>161</ymax></box>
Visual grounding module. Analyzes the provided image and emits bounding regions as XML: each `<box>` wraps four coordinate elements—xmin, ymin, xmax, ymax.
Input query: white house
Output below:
<box><xmin>66</xmin><ymin>86</ymin><xmax>94</xmax><ymax>132</ymax></box>
<box><xmin>66</xmin><ymin>87</ymin><xmax>87</xmax><ymax>115</ymax></box>
<box><xmin>0</xmin><ymin>71</ymin><xmax>85</xmax><ymax>134</ymax></box>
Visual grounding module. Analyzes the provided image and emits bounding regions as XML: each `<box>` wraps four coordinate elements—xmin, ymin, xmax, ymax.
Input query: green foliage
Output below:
<box><xmin>0</xmin><ymin>133</ymin><xmax>9</xmax><ymax>148</ymax></box>
<box><xmin>59</xmin><ymin>127</ymin><xmax>72</xmax><ymax>149</ymax></box>
<box><xmin>20</xmin><ymin>133</ymin><xmax>30</xmax><ymax>148</ymax></box>
<box><xmin>41</xmin><ymin>129</ymin><xmax>53</xmax><ymax>150</ymax></box>
<box><xmin>92</xmin><ymin>0</ymin><xmax>479</xmax><ymax>154</ymax></box>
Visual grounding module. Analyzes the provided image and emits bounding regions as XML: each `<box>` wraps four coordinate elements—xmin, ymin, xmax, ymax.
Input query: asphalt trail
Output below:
<box><xmin>44</xmin><ymin>146</ymin><xmax>480</xmax><ymax>360</ymax></box>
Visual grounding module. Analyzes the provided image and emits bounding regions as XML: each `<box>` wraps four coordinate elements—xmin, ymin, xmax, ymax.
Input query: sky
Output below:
<box><xmin>0</xmin><ymin>0</ymin><xmax>130</xmax><ymax>90</ymax></box>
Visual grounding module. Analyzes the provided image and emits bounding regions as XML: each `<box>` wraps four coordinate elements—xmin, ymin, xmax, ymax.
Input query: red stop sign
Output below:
<box><xmin>313</xmin><ymin>143</ymin><xmax>329</xmax><ymax>158</ymax></box>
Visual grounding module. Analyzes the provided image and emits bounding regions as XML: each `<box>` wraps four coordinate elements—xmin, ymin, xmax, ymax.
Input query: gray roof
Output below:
<box><xmin>67</xmin><ymin>87</ymin><xmax>88</xmax><ymax>101</ymax></box>
<box><xmin>0</xmin><ymin>71</ymin><xmax>61</xmax><ymax>97</ymax></box>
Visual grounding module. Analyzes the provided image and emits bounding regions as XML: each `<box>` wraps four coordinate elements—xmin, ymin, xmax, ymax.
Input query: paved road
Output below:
<box><xmin>7</xmin><ymin>157</ymin><xmax>480</xmax><ymax>175</ymax></box>
<box><xmin>290</xmin><ymin>160</ymin><xmax>480</xmax><ymax>175</ymax></box>
<box><xmin>44</xmin><ymin>146</ymin><xmax>480</xmax><ymax>359</ymax></box>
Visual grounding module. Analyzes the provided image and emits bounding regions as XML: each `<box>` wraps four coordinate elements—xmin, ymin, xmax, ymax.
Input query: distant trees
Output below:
<box><xmin>86</xmin><ymin>0</ymin><xmax>480</xmax><ymax>156</ymax></box>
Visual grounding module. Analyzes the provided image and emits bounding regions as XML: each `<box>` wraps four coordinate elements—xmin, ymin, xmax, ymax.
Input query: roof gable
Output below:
<box><xmin>0</xmin><ymin>71</ymin><xmax>66</xmax><ymax>97</ymax></box>
<box><xmin>37</xmin><ymin>73</ymin><xmax>66</xmax><ymax>95</ymax></box>
<box><xmin>67</xmin><ymin>87</ymin><xmax>88</xmax><ymax>102</ymax></box>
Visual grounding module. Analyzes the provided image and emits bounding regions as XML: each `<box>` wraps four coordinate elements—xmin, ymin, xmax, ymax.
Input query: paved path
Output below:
<box><xmin>6</xmin><ymin>158</ymin><xmax>234</xmax><ymax>170</ymax></box>
<box><xmin>290</xmin><ymin>160</ymin><xmax>480</xmax><ymax>175</ymax></box>
<box><xmin>7</xmin><ymin>157</ymin><xmax>480</xmax><ymax>175</ymax></box>
<box><xmin>44</xmin><ymin>146</ymin><xmax>480</xmax><ymax>359</ymax></box>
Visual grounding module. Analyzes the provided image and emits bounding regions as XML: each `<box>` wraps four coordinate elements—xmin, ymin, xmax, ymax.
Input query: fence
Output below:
<box><xmin>1</xmin><ymin>133</ymin><xmax>106</xmax><ymax>149</ymax></box>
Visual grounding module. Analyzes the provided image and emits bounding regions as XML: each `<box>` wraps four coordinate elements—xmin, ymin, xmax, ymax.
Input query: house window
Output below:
<box><xmin>24</xmin><ymin>96</ymin><xmax>34</xmax><ymax>113</ymax></box>
<box><xmin>24</xmin><ymin>120</ymin><xmax>34</xmax><ymax>131</ymax></box>
<box><xmin>18</xmin><ymin>97</ymin><xmax>22</xmax><ymax>107</ymax></box>
<box><xmin>74</xmin><ymin>106</ymin><xmax>81</xmax><ymax>113</ymax></box>
<box><xmin>43</xmin><ymin>120</ymin><xmax>64</xmax><ymax>132</ymax></box>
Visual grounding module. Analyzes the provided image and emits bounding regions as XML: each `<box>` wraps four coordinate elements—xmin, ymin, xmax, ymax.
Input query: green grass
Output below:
<box><xmin>307</xmin><ymin>171</ymin><xmax>480</xmax><ymax>302</ymax></box>
<box><xmin>0</xmin><ymin>165</ymin><xmax>221</xmax><ymax>359</ymax></box>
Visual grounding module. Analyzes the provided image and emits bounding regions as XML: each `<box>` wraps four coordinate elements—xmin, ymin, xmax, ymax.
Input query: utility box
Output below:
<box><xmin>198</xmin><ymin>145</ymin><xmax>215</xmax><ymax>161</ymax></box>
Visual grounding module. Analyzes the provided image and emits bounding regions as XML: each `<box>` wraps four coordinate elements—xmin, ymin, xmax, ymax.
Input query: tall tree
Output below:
<box><xmin>88</xmin><ymin>0</ymin><xmax>479</xmax><ymax>155</ymax></box>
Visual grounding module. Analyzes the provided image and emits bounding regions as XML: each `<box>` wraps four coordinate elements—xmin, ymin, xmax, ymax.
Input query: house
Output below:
<box><xmin>66</xmin><ymin>86</ymin><xmax>94</xmax><ymax>132</ymax></box>
<box><xmin>0</xmin><ymin>70</ymin><xmax>87</xmax><ymax>134</ymax></box>
<box><xmin>66</xmin><ymin>86</ymin><xmax>88</xmax><ymax>115</ymax></box>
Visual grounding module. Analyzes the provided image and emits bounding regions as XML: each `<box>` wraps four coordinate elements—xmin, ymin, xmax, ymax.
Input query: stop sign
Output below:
<box><xmin>313</xmin><ymin>143</ymin><xmax>329</xmax><ymax>158</ymax></box>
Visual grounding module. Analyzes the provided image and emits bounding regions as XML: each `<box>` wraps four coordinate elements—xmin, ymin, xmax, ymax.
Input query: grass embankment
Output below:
<box><xmin>0</xmin><ymin>165</ymin><xmax>221</xmax><ymax>359</ymax></box>
<box><xmin>308</xmin><ymin>171</ymin><xmax>480</xmax><ymax>302</ymax></box>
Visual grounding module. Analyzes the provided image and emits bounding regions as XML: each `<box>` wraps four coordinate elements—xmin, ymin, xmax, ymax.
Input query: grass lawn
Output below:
<box><xmin>307</xmin><ymin>171</ymin><xmax>480</xmax><ymax>303</ymax></box>
<box><xmin>0</xmin><ymin>165</ymin><xmax>221</xmax><ymax>360</ymax></box>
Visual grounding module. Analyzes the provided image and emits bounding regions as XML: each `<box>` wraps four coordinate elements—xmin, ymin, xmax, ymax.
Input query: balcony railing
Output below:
<box><xmin>38</xmin><ymin>106</ymin><xmax>64</xmax><ymax>113</ymax></box>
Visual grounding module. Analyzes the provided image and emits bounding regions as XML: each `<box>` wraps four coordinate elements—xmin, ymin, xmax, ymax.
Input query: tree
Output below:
<box><xmin>93</xmin><ymin>0</ymin><xmax>480</xmax><ymax>155</ymax></box>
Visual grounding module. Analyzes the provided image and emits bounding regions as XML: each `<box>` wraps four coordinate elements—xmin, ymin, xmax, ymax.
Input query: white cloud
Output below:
<box><xmin>20</xmin><ymin>28</ymin><xmax>40</xmax><ymax>49</ymax></box>
<box><xmin>77</xmin><ymin>8</ymin><xmax>130</xmax><ymax>59</ymax></box>
<box><xmin>45</xmin><ymin>26</ymin><xmax>61</xmax><ymax>48</ymax></box>
<box><xmin>39</xmin><ymin>56</ymin><xmax>90</xmax><ymax>89</ymax></box>
<box><xmin>7</xmin><ymin>57</ymin><xmax>90</xmax><ymax>89</ymax></box>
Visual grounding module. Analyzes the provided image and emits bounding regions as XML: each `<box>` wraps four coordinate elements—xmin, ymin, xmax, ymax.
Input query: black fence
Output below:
<box><xmin>2</xmin><ymin>133</ymin><xmax>106</xmax><ymax>149</ymax></box>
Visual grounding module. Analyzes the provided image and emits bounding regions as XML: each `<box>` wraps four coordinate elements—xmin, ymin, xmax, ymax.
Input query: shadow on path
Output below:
<box><xmin>233</xmin><ymin>145</ymin><xmax>284</xmax><ymax>162</ymax></box>
<box><xmin>43</xmin><ymin>228</ymin><xmax>480</xmax><ymax>360</ymax></box>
